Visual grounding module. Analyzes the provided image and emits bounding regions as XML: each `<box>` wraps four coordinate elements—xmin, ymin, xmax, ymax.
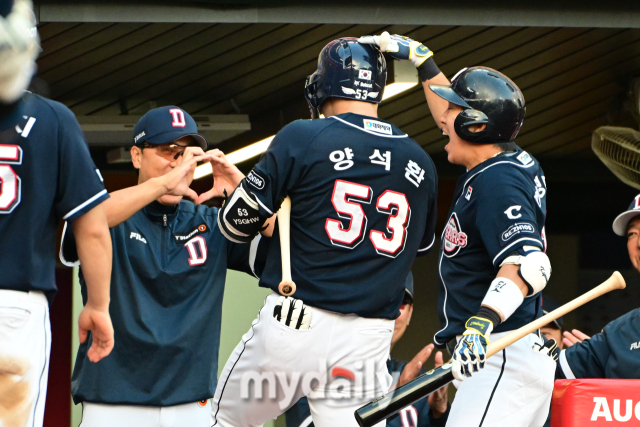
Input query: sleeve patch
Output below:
<box><xmin>246</xmin><ymin>169</ymin><xmax>266</xmax><ymax>191</ymax></box>
<box><xmin>501</xmin><ymin>222</ymin><xmax>535</xmax><ymax>242</ymax></box>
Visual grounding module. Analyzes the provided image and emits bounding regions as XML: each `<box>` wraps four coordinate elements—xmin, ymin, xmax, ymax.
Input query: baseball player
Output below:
<box><xmin>285</xmin><ymin>272</ymin><xmax>451</xmax><ymax>427</ymax></box>
<box><xmin>0</xmin><ymin>1</ymin><xmax>114</xmax><ymax>426</ymax></box>
<box><xmin>556</xmin><ymin>194</ymin><xmax>640</xmax><ymax>380</ymax></box>
<box><xmin>360</xmin><ymin>33</ymin><xmax>557</xmax><ymax>427</ymax></box>
<box><xmin>60</xmin><ymin>106</ymin><xmax>272</xmax><ymax>427</ymax></box>
<box><xmin>212</xmin><ymin>38</ymin><xmax>438</xmax><ymax>427</ymax></box>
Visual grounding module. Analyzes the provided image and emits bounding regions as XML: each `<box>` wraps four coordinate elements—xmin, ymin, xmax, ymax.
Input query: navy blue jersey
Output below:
<box><xmin>285</xmin><ymin>357</ymin><xmax>448</xmax><ymax>427</ymax></box>
<box><xmin>558</xmin><ymin>308</ymin><xmax>640</xmax><ymax>379</ymax></box>
<box><xmin>435</xmin><ymin>148</ymin><xmax>547</xmax><ymax>347</ymax></box>
<box><xmin>248</xmin><ymin>113</ymin><xmax>438</xmax><ymax>319</ymax></box>
<box><xmin>63</xmin><ymin>201</ymin><xmax>269</xmax><ymax>406</ymax></box>
<box><xmin>0</xmin><ymin>92</ymin><xmax>108</xmax><ymax>302</ymax></box>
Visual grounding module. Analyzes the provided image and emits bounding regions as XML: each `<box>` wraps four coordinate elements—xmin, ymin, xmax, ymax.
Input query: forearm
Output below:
<box><xmin>421</xmin><ymin>72</ymin><xmax>450</xmax><ymax>127</ymax></box>
<box><xmin>103</xmin><ymin>177</ymin><xmax>167</xmax><ymax>227</ymax></box>
<box><xmin>72</xmin><ymin>205</ymin><xmax>112</xmax><ymax>310</ymax></box>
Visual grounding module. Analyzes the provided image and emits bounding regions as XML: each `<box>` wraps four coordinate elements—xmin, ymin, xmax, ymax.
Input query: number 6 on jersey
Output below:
<box><xmin>325</xmin><ymin>179</ymin><xmax>411</xmax><ymax>257</ymax></box>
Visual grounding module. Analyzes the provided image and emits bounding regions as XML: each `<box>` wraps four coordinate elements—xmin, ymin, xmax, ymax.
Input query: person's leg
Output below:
<box><xmin>80</xmin><ymin>403</ymin><xmax>160</xmax><ymax>427</ymax></box>
<box><xmin>160</xmin><ymin>400</ymin><xmax>211</xmax><ymax>427</ymax></box>
<box><xmin>446</xmin><ymin>331</ymin><xmax>556</xmax><ymax>427</ymax></box>
<box><xmin>0</xmin><ymin>290</ymin><xmax>50</xmax><ymax>427</ymax></box>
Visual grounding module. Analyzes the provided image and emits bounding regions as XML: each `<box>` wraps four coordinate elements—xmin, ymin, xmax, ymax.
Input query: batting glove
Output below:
<box><xmin>273</xmin><ymin>296</ymin><xmax>311</xmax><ymax>330</ymax></box>
<box><xmin>533</xmin><ymin>338</ymin><xmax>560</xmax><ymax>362</ymax></box>
<box><xmin>451</xmin><ymin>316</ymin><xmax>493</xmax><ymax>381</ymax></box>
<box><xmin>358</xmin><ymin>32</ymin><xmax>433</xmax><ymax>67</ymax></box>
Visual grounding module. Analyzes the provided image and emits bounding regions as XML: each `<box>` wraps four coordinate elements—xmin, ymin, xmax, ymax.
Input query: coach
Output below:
<box><xmin>556</xmin><ymin>194</ymin><xmax>640</xmax><ymax>380</ymax></box>
<box><xmin>62</xmin><ymin>106</ymin><xmax>272</xmax><ymax>427</ymax></box>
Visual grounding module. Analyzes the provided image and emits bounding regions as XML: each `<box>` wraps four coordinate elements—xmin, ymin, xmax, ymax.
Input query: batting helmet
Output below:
<box><xmin>429</xmin><ymin>67</ymin><xmax>525</xmax><ymax>144</ymax></box>
<box><xmin>0</xmin><ymin>0</ymin><xmax>39</xmax><ymax>104</ymax></box>
<box><xmin>304</xmin><ymin>38</ymin><xmax>386</xmax><ymax>119</ymax></box>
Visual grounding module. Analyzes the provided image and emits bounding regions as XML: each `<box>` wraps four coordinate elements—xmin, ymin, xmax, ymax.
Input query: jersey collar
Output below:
<box><xmin>145</xmin><ymin>201</ymin><xmax>179</xmax><ymax>223</ymax></box>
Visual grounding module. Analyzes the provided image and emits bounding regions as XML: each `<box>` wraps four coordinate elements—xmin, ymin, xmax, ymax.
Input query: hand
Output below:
<box><xmin>428</xmin><ymin>351</ymin><xmax>449</xmax><ymax>417</ymax></box>
<box><xmin>533</xmin><ymin>338</ymin><xmax>559</xmax><ymax>361</ymax></box>
<box><xmin>563</xmin><ymin>329</ymin><xmax>590</xmax><ymax>348</ymax></box>
<box><xmin>196</xmin><ymin>149</ymin><xmax>245</xmax><ymax>205</ymax></box>
<box><xmin>451</xmin><ymin>316</ymin><xmax>492</xmax><ymax>381</ymax></box>
<box><xmin>159</xmin><ymin>147</ymin><xmax>211</xmax><ymax>202</ymax></box>
<box><xmin>396</xmin><ymin>344</ymin><xmax>434</xmax><ymax>389</ymax></box>
<box><xmin>358</xmin><ymin>31</ymin><xmax>433</xmax><ymax>67</ymax></box>
<box><xmin>78</xmin><ymin>304</ymin><xmax>114</xmax><ymax>363</ymax></box>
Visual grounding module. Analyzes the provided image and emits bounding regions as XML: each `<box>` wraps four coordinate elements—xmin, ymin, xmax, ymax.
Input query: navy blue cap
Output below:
<box><xmin>0</xmin><ymin>0</ymin><xmax>12</xmax><ymax>18</ymax></box>
<box><xmin>541</xmin><ymin>294</ymin><xmax>563</xmax><ymax>330</ymax></box>
<box><xmin>133</xmin><ymin>106</ymin><xmax>207</xmax><ymax>150</ymax></box>
<box><xmin>612</xmin><ymin>194</ymin><xmax>640</xmax><ymax>236</ymax></box>
<box><xmin>404</xmin><ymin>271</ymin><xmax>414</xmax><ymax>303</ymax></box>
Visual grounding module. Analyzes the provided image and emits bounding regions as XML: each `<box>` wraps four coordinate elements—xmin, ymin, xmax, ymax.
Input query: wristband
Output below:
<box><xmin>480</xmin><ymin>277</ymin><xmax>524</xmax><ymax>321</ymax></box>
<box><xmin>417</xmin><ymin>57</ymin><xmax>441</xmax><ymax>82</ymax></box>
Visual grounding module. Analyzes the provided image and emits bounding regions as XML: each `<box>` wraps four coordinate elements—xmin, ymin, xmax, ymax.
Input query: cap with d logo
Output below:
<box><xmin>133</xmin><ymin>106</ymin><xmax>207</xmax><ymax>150</ymax></box>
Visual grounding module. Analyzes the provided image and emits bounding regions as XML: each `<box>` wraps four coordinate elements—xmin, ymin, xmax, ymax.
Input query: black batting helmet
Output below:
<box><xmin>304</xmin><ymin>38</ymin><xmax>386</xmax><ymax>119</ymax></box>
<box><xmin>430</xmin><ymin>67</ymin><xmax>525</xmax><ymax>144</ymax></box>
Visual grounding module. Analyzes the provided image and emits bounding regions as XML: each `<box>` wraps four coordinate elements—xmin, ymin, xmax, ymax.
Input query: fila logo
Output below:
<box><xmin>631</xmin><ymin>341</ymin><xmax>640</xmax><ymax>350</ymax></box>
<box><xmin>169</xmin><ymin>108</ymin><xmax>186</xmax><ymax>127</ymax></box>
<box><xmin>465</xmin><ymin>186</ymin><xmax>473</xmax><ymax>200</ymax></box>
<box><xmin>358</xmin><ymin>69</ymin><xmax>372</xmax><ymax>80</ymax></box>
<box><xmin>185</xmin><ymin>236</ymin><xmax>208</xmax><ymax>266</ymax></box>
<box><xmin>130</xmin><ymin>232</ymin><xmax>147</xmax><ymax>244</ymax></box>
<box><xmin>15</xmin><ymin>116</ymin><xmax>36</xmax><ymax>138</ymax></box>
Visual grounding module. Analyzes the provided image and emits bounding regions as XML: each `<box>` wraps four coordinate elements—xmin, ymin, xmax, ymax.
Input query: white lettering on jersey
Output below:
<box><xmin>369</xmin><ymin>149</ymin><xmax>391</xmax><ymax>171</ymax></box>
<box><xmin>185</xmin><ymin>235</ymin><xmax>207</xmax><ymax>266</ymax></box>
<box><xmin>129</xmin><ymin>232</ymin><xmax>147</xmax><ymax>244</ymax></box>
<box><xmin>329</xmin><ymin>148</ymin><xmax>354</xmax><ymax>171</ymax></box>
<box><xmin>169</xmin><ymin>108</ymin><xmax>186</xmax><ymax>127</ymax></box>
<box><xmin>631</xmin><ymin>341</ymin><xmax>640</xmax><ymax>350</ymax></box>
<box><xmin>443</xmin><ymin>213</ymin><xmax>467</xmax><ymax>257</ymax></box>
<box><xmin>534</xmin><ymin>176</ymin><xmax>546</xmax><ymax>208</ymax></box>
<box><xmin>405</xmin><ymin>160</ymin><xmax>425</xmax><ymax>187</ymax></box>
<box><xmin>363</xmin><ymin>119</ymin><xmax>392</xmax><ymax>135</ymax></box>
<box><xmin>504</xmin><ymin>205</ymin><xmax>522</xmax><ymax>219</ymax></box>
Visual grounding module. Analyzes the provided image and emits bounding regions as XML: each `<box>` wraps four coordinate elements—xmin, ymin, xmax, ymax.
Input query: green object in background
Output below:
<box><xmin>70</xmin><ymin>268</ymin><xmax>278</xmax><ymax>427</ymax></box>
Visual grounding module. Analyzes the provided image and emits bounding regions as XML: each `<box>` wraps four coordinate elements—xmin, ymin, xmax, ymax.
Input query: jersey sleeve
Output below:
<box><xmin>243</xmin><ymin>121</ymin><xmax>316</xmax><ymax>217</ymax></box>
<box><xmin>558</xmin><ymin>332</ymin><xmax>610</xmax><ymax>379</ymax></box>
<box><xmin>475</xmin><ymin>166</ymin><xmax>544</xmax><ymax>268</ymax></box>
<box><xmin>418</xmin><ymin>161</ymin><xmax>438</xmax><ymax>256</ymax></box>
<box><xmin>226</xmin><ymin>233</ymin><xmax>271</xmax><ymax>278</ymax></box>
<box><xmin>52</xmin><ymin>101</ymin><xmax>109</xmax><ymax>222</ymax></box>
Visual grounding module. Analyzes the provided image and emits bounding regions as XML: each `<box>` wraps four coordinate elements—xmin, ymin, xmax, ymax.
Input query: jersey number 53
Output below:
<box><xmin>325</xmin><ymin>179</ymin><xmax>410</xmax><ymax>258</ymax></box>
<box><xmin>0</xmin><ymin>144</ymin><xmax>23</xmax><ymax>214</ymax></box>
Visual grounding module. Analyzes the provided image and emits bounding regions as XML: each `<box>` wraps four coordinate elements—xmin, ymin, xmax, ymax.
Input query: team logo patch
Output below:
<box><xmin>517</xmin><ymin>151</ymin><xmax>533</xmax><ymax>165</ymax></box>
<box><xmin>174</xmin><ymin>223</ymin><xmax>208</xmax><ymax>242</ymax></box>
<box><xmin>443</xmin><ymin>213</ymin><xmax>467</xmax><ymax>257</ymax></box>
<box><xmin>363</xmin><ymin>119</ymin><xmax>392</xmax><ymax>135</ymax></box>
<box><xmin>501</xmin><ymin>223</ymin><xmax>535</xmax><ymax>241</ymax></box>
<box><xmin>464</xmin><ymin>186</ymin><xmax>473</xmax><ymax>200</ymax></box>
<box><xmin>246</xmin><ymin>169</ymin><xmax>266</xmax><ymax>190</ymax></box>
<box><xmin>358</xmin><ymin>69</ymin><xmax>372</xmax><ymax>80</ymax></box>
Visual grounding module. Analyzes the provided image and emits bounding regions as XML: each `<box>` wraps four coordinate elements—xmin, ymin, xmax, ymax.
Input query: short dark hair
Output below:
<box><xmin>494</xmin><ymin>141</ymin><xmax>517</xmax><ymax>152</ymax></box>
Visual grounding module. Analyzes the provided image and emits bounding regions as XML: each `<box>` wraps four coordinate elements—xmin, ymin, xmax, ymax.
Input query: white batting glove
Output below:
<box><xmin>451</xmin><ymin>316</ymin><xmax>492</xmax><ymax>381</ymax></box>
<box><xmin>358</xmin><ymin>31</ymin><xmax>433</xmax><ymax>67</ymax></box>
<box><xmin>273</xmin><ymin>296</ymin><xmax>311</xmax><ymax>330</ymax></box>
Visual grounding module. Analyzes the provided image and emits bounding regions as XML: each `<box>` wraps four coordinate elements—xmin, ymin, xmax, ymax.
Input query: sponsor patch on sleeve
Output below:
<box><xmin>363</xmin><ymin>119</ymin><xmax>392</xmax><ymax>135</ymax></box>
<box><xmin>517</xmin><ymin>151</ymin><xmax>533</xmax><ymax>165</ymax></box>
<box><xmin>501</xmin><ymin>222</ymin><xmax>535</xmax><ymax>242</ymax></box>
<box><xmin>246</xmin><ymin>169</ymin><xmax>266</xmax><ymax>191</ymax></box>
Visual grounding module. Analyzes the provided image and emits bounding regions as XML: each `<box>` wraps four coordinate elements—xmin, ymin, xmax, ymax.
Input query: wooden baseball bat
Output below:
<box><xmin>354</xmin><ymin>271</ymin><xmax>626</xmax><ymax>427</ymax></box>
<box><xmin>277</xmin><ymin>196</ymin><xmax>296</xmax><ymax>296</ymax></box>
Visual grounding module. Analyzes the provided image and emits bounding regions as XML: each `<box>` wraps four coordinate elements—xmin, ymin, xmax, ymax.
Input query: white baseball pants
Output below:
<box><xmin>80</xmin><ymin>400</ymin><xmax>212</xmax><ymax>427</ymax></box>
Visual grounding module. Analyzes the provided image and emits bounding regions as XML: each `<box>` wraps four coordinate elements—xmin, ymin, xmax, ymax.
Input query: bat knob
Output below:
<box><xmin>278</xmin><ymin>280</ymin><xmax>296</xmax><ymax>296</ymax></box>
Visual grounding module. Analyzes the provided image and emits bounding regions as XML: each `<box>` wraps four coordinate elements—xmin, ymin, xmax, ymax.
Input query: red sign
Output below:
<box><xmin>552</xmin><ymin>379</ymin><xmax>640</xmax><ymax>426</ymax></box>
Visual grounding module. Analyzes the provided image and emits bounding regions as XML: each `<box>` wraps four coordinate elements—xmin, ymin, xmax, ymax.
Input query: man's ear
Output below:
<box><xmin>131</xmin><ymin>146</ymin><xmax>142</xmax><ymax>169</ymax></box>
<box><xmin>468</xmin><ymin>123</ymin><xmax>487</xmax><ymax>133</ymax></box>
<box><xmin>406</xmin><ymin>304</ymin><xmax>414</xmax><ymax>326</ymax></box>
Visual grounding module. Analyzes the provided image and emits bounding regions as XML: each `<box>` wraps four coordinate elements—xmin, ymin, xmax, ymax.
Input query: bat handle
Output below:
<box><xmin>277</xmin><ymin>196</ymin><xmax>296</xmax><ymax>296</ymax></box>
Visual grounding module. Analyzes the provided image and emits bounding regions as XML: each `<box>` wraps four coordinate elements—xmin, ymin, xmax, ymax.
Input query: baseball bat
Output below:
<box><xmin>277</xmin><ymin>196</ymin><xmax>296</xmax><ymax>296</ymax></box>
<box><xmin>355</xmin><ymin>271</ymin><xmax>626</xmax><ymax>427</ymax></box>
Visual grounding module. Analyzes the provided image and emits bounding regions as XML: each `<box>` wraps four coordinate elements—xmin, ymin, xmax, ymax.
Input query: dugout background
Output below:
<box><xmin>37</xmin><ymin>0</ymin><xmax>640</xmax><ymax>425</ymax></box>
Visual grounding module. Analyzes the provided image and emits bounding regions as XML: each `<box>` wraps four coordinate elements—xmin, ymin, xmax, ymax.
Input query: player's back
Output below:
<box><xmin>0</xmin><ymin>92</ymin><xmax>107</xmax><ymax>302</ymax></box>
<box><xmin>251</xmin><ymin>113</ymin><xmax>437</xmax><ymax>319</ymax></box>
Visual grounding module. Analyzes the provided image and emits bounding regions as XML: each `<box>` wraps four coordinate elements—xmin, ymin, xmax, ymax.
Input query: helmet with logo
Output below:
<box><xmin>304</xmin><ymin>37</ymin><xmax>387</xmax><ymax>119</ymax></box>
<box><xmin>429</xmin><ymin>66</ymin><xmax>526</xmax><ymax>144</ymax></box>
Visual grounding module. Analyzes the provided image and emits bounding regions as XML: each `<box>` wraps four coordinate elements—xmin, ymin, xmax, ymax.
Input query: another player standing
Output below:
<box><xmin>360</xmin><ymin>33</ymin><xmax>555</xmax><ymax>426</ymax></box>
<box><xmin>212</xmin><ymin>38</ymin><xmax>438</xmax><ymax>427</ymax></box>
<box><xmin>0</xmin><ymin>1</ymin><xmax>113</xmax><ymax>426</ymax></box>
<box><xmin>61</xmin><ymin>107</ymin><xmax>272</xmax><ymax>427</ymax></box>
